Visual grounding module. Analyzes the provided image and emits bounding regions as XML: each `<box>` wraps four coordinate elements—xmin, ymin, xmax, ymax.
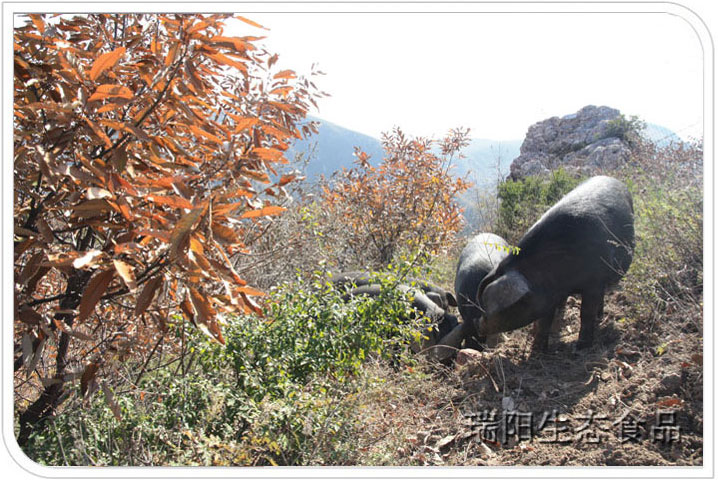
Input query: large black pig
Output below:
<box><xmin>476</xmin><ymin>176</ymin><xmax>634</xmax><ymax>352</ymax></box>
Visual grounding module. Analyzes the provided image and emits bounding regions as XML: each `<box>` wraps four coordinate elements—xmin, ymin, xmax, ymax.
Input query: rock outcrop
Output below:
<box><xmin>509</xmin><ymin>105</ymin><xmax>632</xmax><ymax>180</ymax></box>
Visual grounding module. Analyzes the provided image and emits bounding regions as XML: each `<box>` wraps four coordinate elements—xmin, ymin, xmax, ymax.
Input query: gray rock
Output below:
<box><xmin>509</xmin><ymin>105</ymin><xmax>632</xmax><ymax>180</ymax></box>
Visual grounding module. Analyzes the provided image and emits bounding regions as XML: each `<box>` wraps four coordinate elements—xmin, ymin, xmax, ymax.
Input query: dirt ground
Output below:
<box><xmin>354</xmin><ymin>292</ymin><xmax>703</xmax><ymax>466</ymax></box>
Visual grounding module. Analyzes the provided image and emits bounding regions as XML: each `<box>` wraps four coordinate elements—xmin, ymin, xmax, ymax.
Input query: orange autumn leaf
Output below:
<box><xmin>84</xmin><ymin>117</ymin><xmax>113</xmax><ymax>148</ymax></box>
<box><xmin>97</xmin><ymin>103</ymin><xmax>122</xmax><ymax>114</ymax></box>
<box><xmin>89</xmin><ymin>46</ymin><xmax>126</xmax><ymax>81</ymax></box>
<box><xmin>240</xmin><ymin>205</ymin><xmax>286</xmax><ymax>219</ymax></box>
<box><xmin>147</xmin><ymin>194</ymin><xmax>194</xmax><ymax>210</ymax></box>
<box><xmin>188</xmin><ymin>287</ymin><xmax>224</xmax><ymax>344</ymax></box>
<box><xmin>226</xmin><ymin>114</ymin><xmax>259</xmax><ymax>133</ymax></box>
<box><xmin>235</xmin><ymin>16</ymin><xmax>267</xmax><ymax>30</ymax></box>
<box><xmin>252</xmin><ymin>147</ymin><xmax>284</xmax><ymax>162</ymax></box>
<box><xmin>169</xmin><ymin>205</ymin><xmax>206</xmax><ymax>260</ymax></box>
<box><xmin>273</xmin><ymin>69</ymin><xmax>296</xmax><ymax>80</ymax></box>
<box><xmin>189</xmin><ymin>124</ymin><xmax>223</xmax><ymax>144</ymax></box>
<box><xmin>165</xmin><ymin>41</ymin><xmax>180</xmax><ymax>67</ymax></box>
<box><xmin>206</xmin><ymin>52</ymin><xmax>247</xmax><ymax>73</ymax></box>
<box><xmin>210</xmin><ymin>36</ymin><xmax>251</xmax><ymax>52</ymax></box>
<box><xmin>235</xmin><ymin>286</ymin><xmax>265</xmax><ymax>297</ymax></box>
<box><xmin>277</xmin><ymin>174</ymin><xmax>297</xmax><ymax>186</ymax></box>
<box><xmin>88</xmin><ymin>84</ymin><xmax>133</xmax><ymax>102</ymax></box>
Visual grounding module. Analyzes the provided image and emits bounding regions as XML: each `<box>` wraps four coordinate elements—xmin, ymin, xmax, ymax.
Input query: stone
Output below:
<box><xmin>509</xmin><ymin>105</ymin><xmax>633</xmax><ymax>180</ymax></box>
<box><xmin>436</xmin><ymin>434</ymin><xmax>456</xmax><ymax>450</ymax></box>
<box><xmin>455</xmin><ymin>348</ymin><xmax>484</xmax><ymax>367</ymax></box>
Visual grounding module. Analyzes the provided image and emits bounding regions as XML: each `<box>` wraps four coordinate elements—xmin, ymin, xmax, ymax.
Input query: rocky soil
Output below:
<box><xmin>353</xmin><ymin>293</ymin><xmax>703</xmax><ymax>467</ymax></box>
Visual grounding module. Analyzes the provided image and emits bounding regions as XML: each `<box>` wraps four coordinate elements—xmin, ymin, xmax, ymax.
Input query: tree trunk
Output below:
<box><xmin>17</xmin><ymin>270</ymin><xmax>91</xmax><ymax>447</ymax></box>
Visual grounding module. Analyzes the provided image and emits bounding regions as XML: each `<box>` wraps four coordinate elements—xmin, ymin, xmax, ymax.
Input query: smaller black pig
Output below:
<box><xmin>454</xmin><ymin>232</ymin><xmax>510</xmax><ymax>348</ymax></box>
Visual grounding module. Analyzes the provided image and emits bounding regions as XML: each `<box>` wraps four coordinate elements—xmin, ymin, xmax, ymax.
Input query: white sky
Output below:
<box><xmin>228</xmin><ymin>10</ymin><xmax>704</xmax><ymax>141</ymax></box>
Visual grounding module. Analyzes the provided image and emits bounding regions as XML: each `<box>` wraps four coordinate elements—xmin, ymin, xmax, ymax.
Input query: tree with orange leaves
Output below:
<box><xmin>321</xmin><ymin>127</ymin><xmax>471</xmax><ymax>268</ymax></box>
<box><xmin>14</xmin><ymin>13</ymin><xmax>323</xmax><ymax>445</ymax></box>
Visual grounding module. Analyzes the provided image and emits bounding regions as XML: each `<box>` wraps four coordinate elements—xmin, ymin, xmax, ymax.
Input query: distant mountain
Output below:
<box><xmin>286</xmin><ymin>116</ymin><xmax>679</xmax><ymax>185</ymax></box>
<box><xmin>287</xmin><ymin>117</ymin><xmax>384</xmax><ymax>179</ymax></box>
<box><xmin>454</xmin><ymin>138</ymin><xmax>522</xmax><ymax>186</ymax></box>
<box><xmin>286</xmin><ymin>114</ymin><xmax>680</xmax><ymax>233</ymax></box>
<box><xmin>288</xmin><ymin>117</ymin><xmax>521</xmax><ymax>183</ymax></box>
<box><xmin>643</xmin><ymin>122</ymin><xmax>682</xmax><ymax>146</ymax></box>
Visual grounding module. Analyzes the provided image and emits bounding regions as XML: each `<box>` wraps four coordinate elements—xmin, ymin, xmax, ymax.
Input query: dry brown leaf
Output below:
<box><xmin>78</xmin><ymin>269</ymin><xmax>114</xmax><ymax>322</ymax></box>
<box><xmin>72</xmin><ymin>250</ymin><xmax>106</xmax><ymax>269</ymax></box>
<box><xmin>134</xmin><ymin>275</ymin><xmax>163</xmax><ymax>316</ymax></box>
<box><xmin>87</xmin><ymin>187</ymin><xmax>113</xmax><ymax>200</ymax></box>
<box><xmin>113</xmin><ymin>259</ymin><xmax>137</xmax><ymax>291</ymax></box>
<box><xmin>211</xmin><ymin>222</ymin><xmax>239</xmax><ymax>244</ymax></box>
<box><xmin>45</xmin><ymin>251</ymin><xmax>82</xmax><ymax>267</ymax></box>
<box><xmin>169</xmin><ymin>206</ymin><xmax>206</xmax><ymax>260</ymax></box>
<box><xmin>21</xmin><ymin>333</ymin><xmax>34</xmax><ymax>369</ymax></box>
<box><xmin>179</xmin><ymin>297</ymin><xmax>196</xmax><ymax>326</ymax></box>
<box><xmin>17</xmin><ymin>307</ymin><xmax>43</xmax><ymax>326</ymax></box>
<box><xmin>101</xmin><ymin>381</ymin><xmax>122</xmax><ymax>421</ymax></box>
<box><xmin>84</xmin><ymin>117</ymin><xmax>113</xmax><ymax>148</ymax></box>
<box><xmin>235</xmin><ymin>286</ymin><xmax>265</xmax><ymax>297</ymax></box>
<box><xmin>18</xmin><ymin>251</ymin><xmax>45</xmax><ymax>285</ymax></box>
<box><xmin>235</xmin><ymin>16</ymin><xmax>266</xmax><ymax>30</ymax></box>
<box><xmin>88</xmin><ymin>84</ymin><xmax>134</xmax><ymax>102</ymax></box>
<box><xmin>188</xmin><ymin>287</ymin><xmax>224</xmax><ymax>344</ymax></box>
<box><xmin>656</xmin><ymin>397</ymin><xmax>684</xmax><ymax>408</ymax></box>
<box><xmin>26</xmin><ymin>338</ymin><xmax>45</xmax><ymax>377</ymax></box>
<box><xmin>147</xmin><ymin>194</ymin><xmax>194</xmax><ymax>210</ymax></box>
<box><xmin>240</xmin><ymin>205</ymin><xmax>286</xmax><ymax>219</ymax></box>
<box><xmin>36</xmin><ymin>217</ymin><xmax>55</xmax><ymax>244</ymax></box>
<box><xmin>81</xmin><ymin>362</ymin><xmax>100</xmax><ymax>396</ymax></box>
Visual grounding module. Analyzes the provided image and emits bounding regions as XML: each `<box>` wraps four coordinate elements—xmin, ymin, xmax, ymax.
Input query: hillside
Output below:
<box><xmin>289</xmin><ymin>117</ymin><xmax>522</xmax><ymax>183</ymax></box>
<box><xmin>287</xmin><ymin>117</ymin><xmax>385</xmax><ymax>179</ymax></box>
<box><xmin>290</xmin><ymin>117</ymin><xmax>677</xmax><ymax>186</ymax></box>
<box><xmin>14</xmin><ymin>12</ymin><xmax>702</xmax><ymax>470</ymax></box>
<box><xmin>289</xmin><ymin>113</ymin><xmax>679</xmax><ymax>234</ymax></box>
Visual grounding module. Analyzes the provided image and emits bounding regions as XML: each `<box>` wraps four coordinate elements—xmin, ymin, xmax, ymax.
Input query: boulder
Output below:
<box><xmin>509</xmin><ymin>105</ymin><xmax>633</xmax><ymax>180</ymax></box>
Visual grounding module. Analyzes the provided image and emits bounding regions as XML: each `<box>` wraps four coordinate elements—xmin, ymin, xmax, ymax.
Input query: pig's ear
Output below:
<box><xmin>480</xmin><ymin>270</ymin><xmax>530</xmax><ymax>317</ymax></box>
<box><xmin>425</xmin><ymin>291</ymin><xmax>443</xmax><ymax>307</ymax></box>
<box><xmin>446</xmin><ymin>292</ymin><xmax>458</xmax><ymax>307</ymax></box>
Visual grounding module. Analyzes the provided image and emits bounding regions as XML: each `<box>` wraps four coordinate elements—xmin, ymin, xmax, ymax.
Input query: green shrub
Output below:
<box><xmin>21</xmin><ymin>267</ymin><xmax>437</xmax><ymax>466</ymax></box>
<box><xmin>20</xmin><ymin>370</ymin><xmax>246</xmax><ymax>466</ymax></box>
<box><xmin>601</xmin><ymin>114</ymin><xmax>646</xmax><ymax>146</ymax></box>
<box><xmin>496</xmin><ymin>167</ymin><xmax>582</xmax><ymax>242</ymax></box>
<box><xmin>620</xmin><ymin>140</ymin><xmax>702</xmax><ymax>329</ymax></box>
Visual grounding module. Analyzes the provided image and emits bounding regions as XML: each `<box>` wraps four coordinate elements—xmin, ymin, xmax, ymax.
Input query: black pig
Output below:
<box><xmin>454</xmin><ymin>232</ymin><xmax>510</xmax><ymax>348</ymax></box>
<box><xmin>477</xmin><ymin>176</ymin><xmax>634</xmax><ymax>352</ymax></box>
<box><xmin>331</xmin><ymin>271</ymin><xmax>457</xmax><ymax>311</ymax></box>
